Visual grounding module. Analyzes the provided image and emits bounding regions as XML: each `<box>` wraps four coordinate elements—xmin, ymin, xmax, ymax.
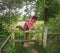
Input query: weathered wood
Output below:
<box><xmin>43</xmin><ymin>27</ymin><xmax>48</xmax><ymax>48</ymax></box>
<box><xmin>25</xmin><ymin>30</ymin><xmax>41</xmax><ymax>33</ymax></box>
<box><xmin>10</xmin><ymin>30</ymin><xmax>41</xmax><ymax>33</ymax></box>
<box><xmin>0</xmin><ymin>50</ymin><xmax>4</xmax><ymax>53</ymax></box>
<box><xmin>14</xmin><ymin>40</ymin><xmax>42</xmax><ymax>43</ymax></box>
<box><xmin>10</xmin><ymin>32</ymin><xmax>15</xmax><ymax>47</ymax></box>
<box><xmin>0</xmin><ymin>34</ymin><xmax>11</xmax><ymax>51</ymax></box>
<box><xmin>48</xmin><ymin>32</ymin><xmax>60</xmax><ymax>34</ymax></box>
<box><xmin>25</xmin><ymin>30</ymin><xmax>36</xmax><ymax>33</ymax></box>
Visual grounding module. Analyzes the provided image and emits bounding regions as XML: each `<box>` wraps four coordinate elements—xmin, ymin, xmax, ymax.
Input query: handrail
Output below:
<box><xmin>48</xmin><ymin>32</ymin><xmax>60</xmax><ymax>34</ymax></box>
<box><xmin>0</xmin><ymin>34</ymin><xmax>11</xmax><ymax>51</ymax></box>
<box><xmin>14</xmin><ymin>40</ymin><xmax>42</xmax><ymax>43</ymax></box>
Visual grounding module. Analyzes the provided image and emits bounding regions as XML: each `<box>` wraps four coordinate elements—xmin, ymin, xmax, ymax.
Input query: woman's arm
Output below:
<box><xmin>30</xmin><ymin>22</ymin><xmax>37</xmax><ymax>32</ymax></box>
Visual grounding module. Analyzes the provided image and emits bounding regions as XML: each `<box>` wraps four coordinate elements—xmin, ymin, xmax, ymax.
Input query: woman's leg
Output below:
<box><xmin>16</xmin><ymin>24</ymin><xmax>29</xmax><ymax>40</ymax></box>
<box><xmin>24</xmin><ymin>24</ymin><xmax>29</xmax><ymax>40</ymax></box>
<box><xmin>16</xmin><ymin>26</ymin><xmax>25</xmax><ymax>31</ymax></box>
<box><xmin>26</xmin><ymin>33</ymin><xmax>29</xmax><ymax>40</ymax></box>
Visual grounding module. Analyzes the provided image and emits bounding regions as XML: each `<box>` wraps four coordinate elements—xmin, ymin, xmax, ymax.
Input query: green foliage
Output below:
<box><xmin>32</xmin><ymin>43</ymin><xmax>46</xmax><ymax>53</ymax></box>
<box><xmin>14</xmin><ymin>44</ymin><xmax>30</xmax><ymax>53</ymax></box>
<box><xmin>15</xmin><ymin>31</ymin><xmax>25</xmax><ymax>40</ymax></box>
<box><xmin>47</xmin><ymin>12</ymin><xmax>60</xmax><ymax>32</ymax></box>
<box><xmin>36</xmin><ymin>0</ymin><xmax>44</xmax><ymax>20</ymax></box>
<box><xmin>0</xmin><ymin>13</ymin><xmax>19</xmax><ymax>25</ymax></box>
<box><xmin>46</xmin><ymin>12</ymin><xmax>60</xmax><ymax>53</ymax></box>
<box><xmin>3</xmin><ymin>40</ymin><xmax>15</xmax><ymax>53</ymax></box>
<box><xmin>1</xmin><ymin>0</ymin><xmax>60</xmax><ymax>53</ymax></box>
<box><xmin>46</xmin><ymin>43</ymin><xmax>57</xmax><ymax>53</ymax></box>
<box><xmin>0</xmin><ymin>13</ymin><xmax>19</xmax><ymax>53</ymax></box>
<box><xmin>45</xmin><ymin>0</ymin><xmax>60</xmax><ymax>20</ymax></box>
<box><xmin>23</xmin><ymin>16</ymin><xmax>31</xmax><ymax>21</ymax></box>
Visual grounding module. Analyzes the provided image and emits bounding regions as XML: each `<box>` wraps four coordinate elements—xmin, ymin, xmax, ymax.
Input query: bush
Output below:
<box><xmin>47</xmin><ymin>12</ymin><xmax>60</xmax><ymax>32</ymax></box>
<box><xmin>46</xmin><ymin>12</ymin><xmax>60</xmax><ymax>53</ymax></box>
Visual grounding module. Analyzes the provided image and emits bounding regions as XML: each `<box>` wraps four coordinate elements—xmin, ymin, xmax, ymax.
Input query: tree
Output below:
<box><xmin>35</xmin><ymin>0</ymin><xmax>45</xmax><ymax>21</ymax></box>
<box><xmin>46</xmin><ymin>12</ymin><xmax>60</xmax><ymax>53</ymax></box>
<box><xmin>45</xmin><ymin>0</ymin><xmax>60</xmax><ymax>23</ymax></box>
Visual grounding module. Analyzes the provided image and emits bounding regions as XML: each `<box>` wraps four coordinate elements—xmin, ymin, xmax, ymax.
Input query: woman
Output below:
<box><xmin>16</xmin><ymin>16</ymin><xmax>37</xmax><ymax>40</ymax></box>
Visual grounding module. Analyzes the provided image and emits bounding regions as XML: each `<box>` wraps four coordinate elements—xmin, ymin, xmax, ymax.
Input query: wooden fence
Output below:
<box><xmin>0</xmin><ymin>27</ymin><xmax>60</xmax><ymax>53</ymax></box>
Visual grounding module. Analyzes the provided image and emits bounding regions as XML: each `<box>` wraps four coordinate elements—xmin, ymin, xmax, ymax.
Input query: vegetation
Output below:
<box><xmin>46</xmin><ymin>12</ymin><xmax>60</xmax><ymax>53</ymax></box>
<box><xmin>0</xmin><ymin>0</ymin><xmax>60</xmax><ymax>53</ymax></box>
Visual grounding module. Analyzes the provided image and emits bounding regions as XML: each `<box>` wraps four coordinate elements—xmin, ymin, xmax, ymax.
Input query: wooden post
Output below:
<box><xmin>11</xmin><ymin>32</ymin><xmax>15</xmax><ymax>47</ymax></box>
<box><xmin>10</xmin><ymin>28</ymin><xmax>15</xmax><ymax>47</ymax></box>
<box><xmin>43</xmin><ymin>27</ymin><xmax>48</xmax><ymax>48</ymax></box>
<box><xmin>0</xmin><ymin>49</ymin><xmax>1</xmax><ymax>53</ymax></box>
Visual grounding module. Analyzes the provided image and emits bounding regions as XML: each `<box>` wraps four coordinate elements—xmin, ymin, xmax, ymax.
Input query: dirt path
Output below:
<box><xmin>31</xmin><ymin>48</ymin><xmax>39</xmax><ymax>53</ymax></box>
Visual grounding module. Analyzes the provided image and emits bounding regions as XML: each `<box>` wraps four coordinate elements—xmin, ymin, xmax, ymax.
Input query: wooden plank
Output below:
<box><xmin>0</xmin><ymin>50</ymin><xmax>4</xmax><ymax>53</ymax></box>
<box><xmin>48</xmin><ymin>32</ymin><xmax>60</xmax><ymax>34</ymax></box>
<box><xmin>10</xmin><ymin>32</ymin><xmax>15</xmax><ymax>47</ymax></box>
<box><xmin>0</xmin><ymin>34</ymin><xmax>11</xmax><ymax>51</ymax></box>
<box><xmin>14</xmin><ymin>40</ymin><xmax>42</xmax><ymax>43</ymax></box>
<box><xmin>43</xmin><ymin>27</ymin><xmax>48</xmax><ymax>48</ymax></box>
<box><xmin>10</xmin><ymin>30</ymin><xmax>41</xmax><ymax>33</ymax></box>
<box><xmin>25</xmin><ymin>30</ymin><xmax>41</xmax><ymax>33</ymax></box>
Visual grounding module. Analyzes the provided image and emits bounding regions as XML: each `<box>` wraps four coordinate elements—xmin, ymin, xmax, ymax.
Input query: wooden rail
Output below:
<box><xmin>48</xmin><ymin>32</ymin><xmax>60</xmax><ymax>34</ymax></box>
<box><xmin>25</xmin><ymin>30</ymin><xmax>41</xmax><ymax>33</ymax></box>
<box><xmin>0</xmin><ymin>26</ymin><xmax>60</xmax><ymax>52</ymax></box>
<box><xmin>0</xmin><ymin>34</ymin><xmax>11</xmax><ymax>52</ymax></box>
<box><xmin>14</xmin><ymin>40</ymin><xmax>42</xmax><ymax>43</ymax></box>
<box><xmin>11</xmin><ymin>30</ymin><xmax>42</xmax><ymax>33</ymax></box>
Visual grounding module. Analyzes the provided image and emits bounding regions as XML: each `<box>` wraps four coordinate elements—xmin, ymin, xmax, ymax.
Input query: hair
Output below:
<box><xmin>32</xmin><ymin>16</ymin><xmax>37</xmax><ymax>20</ymax></box>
